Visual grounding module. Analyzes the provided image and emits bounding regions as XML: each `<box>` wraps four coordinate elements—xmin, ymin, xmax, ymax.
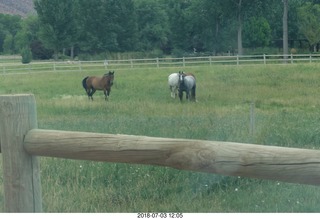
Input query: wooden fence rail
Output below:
<box><xmin>1</xmin><ymin>94</ymin><xmax>320</xmax><ymax>212</ymax></box>
<box><xmin>2</xmin><ymin>54</ymin><xmax>320</xmax><ymax>75</ymax></box>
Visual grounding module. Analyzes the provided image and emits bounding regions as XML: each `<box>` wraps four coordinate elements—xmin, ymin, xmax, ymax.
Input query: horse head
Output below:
<box><xmin>178</xmin><ymin>71</ymin><xmax>196</xmax><ymax>101</ymax></box>
<box><xmin>103</xmin><ymin>71</ymin><xmax>114</xmax><ymax>86</ymax></box>
<box><xmin>178</xmin><ymin>71</ymin><xmax>185</xmax><ymax>87</ymax></box>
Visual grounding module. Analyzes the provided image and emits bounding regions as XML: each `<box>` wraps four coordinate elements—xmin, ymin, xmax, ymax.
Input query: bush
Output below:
<box><xmin>21</xmin><ymin>47</ymin><xmax>32</xmax><ymax>64</ymax></box>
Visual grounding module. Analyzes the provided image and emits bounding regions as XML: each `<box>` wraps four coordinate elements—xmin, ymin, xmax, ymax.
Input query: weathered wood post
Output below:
<box><xmin>0</xmin><ymin>94</ymin><xmax>42</xmax><ymax>212</ymax></box>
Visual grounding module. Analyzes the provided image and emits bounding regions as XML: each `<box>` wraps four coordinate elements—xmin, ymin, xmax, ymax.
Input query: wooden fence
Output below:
<box><xmin>1</xmin><ymin>94</ymin><xmax>320</xmax><ymax>212</ymax></box>
<box><xmin>2</xmin><ymin>53</ymin><xmax>320</xmax><ymax>75</ymax></box>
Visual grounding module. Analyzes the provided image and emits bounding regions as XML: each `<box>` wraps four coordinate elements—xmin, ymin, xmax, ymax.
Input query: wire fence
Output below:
<box><xmin>1</xmin><ymin>53</ymin><xmax>320</xmax><ymax>75</ymax></box>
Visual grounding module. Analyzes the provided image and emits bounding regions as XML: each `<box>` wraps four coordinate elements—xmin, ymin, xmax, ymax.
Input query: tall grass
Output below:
<box><xmin>1</xmin><ymin>64</ymin><xmax>320</xmax><ymax>212</ymax></box>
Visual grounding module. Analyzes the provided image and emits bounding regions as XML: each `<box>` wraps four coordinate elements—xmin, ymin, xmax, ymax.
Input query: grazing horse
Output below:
<box><xmin>178</xmin><ymin>71</ymin><xmax>196</xmax><ymax>102</ymax></box>
<box><xmin>168</xmin><ymin>71</ymin><xmax>196</xmax><ymax>99</ymax></box>
<box><xmin>168</xmin><ymin>72</ymin><xmax>179</xmax><ymax>98</ymax></box>
<box><xmin>82</xmin><ymin>71</ymin><xmax>114</xmax><ymax>101</ymax></box>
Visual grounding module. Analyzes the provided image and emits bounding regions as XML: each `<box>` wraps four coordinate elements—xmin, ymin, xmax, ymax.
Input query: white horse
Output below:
<box><xmin>178</xmin><ymin>72</ymin><xmax>196</xmax><ymax>102</ymax></box>
<box><xmin>168</xmin><ymin>72</ymin><xmax>179</xmax><ymax>98</ymax></box>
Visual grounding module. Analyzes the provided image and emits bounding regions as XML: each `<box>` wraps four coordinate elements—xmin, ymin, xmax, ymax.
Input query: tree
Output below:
<box><xmin>113</xmin><ymin>0</ymin><xmax>138</xmax><ymax>52</ymax></box>
<box><xmin>226</xmin><ymin>0</ymin><xmax>280</xmax><ymax>55</ymax></box>
<box><xmin>21</xmin><ymin>47</ymin><xmax>32</xmax><ymax>64</ymax></box>
<box><xmin>297</xmin><ymin>2</ymin><xmax>320</xmax><ymax>52</ymax></box>
<box><xmin>14</xmin><ymin>16</ymin><xmax>53</xmax><ymax>59</ymax></box>
<box><xmin>34</xmin><ymin>0</ymin><xmax>78</xmax><ymax>60</ymax></box>
<box><xmin>0</xmin><ymin>14</ymin><xmax>21</xmax><ymax>54</ymax></box>
<box><xmin>237</xmin><ymin>0</ymin><xmax>243</xmax><ymax>55</ymax></box>
<box><xmin>186</xmin><ymin>0</ymin><xmax>231</xmax><ymax>55</ymax></box>
<box><xmin>3</xmin><ymin>34</ymin><xmax>14</xmax><ymax>54</ymax></box>
<box><xmin>135</xmin><ymin>0</ymin><xmax>170</xmax><ymax>52</ymax></box>
<box><xmin>77</xmin><ymin>0</ymin><xmax>138</xmax><ymax>54</ymax></box>
<box><xmin>283</xmin><ymin>0</ymin><xmax>289</xmax><ymax>58</ymax></box>
<box><xmin>166</xmin><ymin>0</ymin><xmax>193</xmax><ymax>53</ymax></box>
<box><xmin>243</xmin><ymin>17</ymin><xmax>271</xmax><ymax>48</ymax></box>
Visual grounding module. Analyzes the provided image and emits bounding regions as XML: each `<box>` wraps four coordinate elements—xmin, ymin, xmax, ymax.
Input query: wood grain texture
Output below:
<box><xmin>0</xmin><ymin>94</ymin><xmax>42</xmax><ymax>212</ymax></box>
<box><xmin>24</xmin><ymin>129</ymin><xmax>320</xmax><ymax>186</ymax></box>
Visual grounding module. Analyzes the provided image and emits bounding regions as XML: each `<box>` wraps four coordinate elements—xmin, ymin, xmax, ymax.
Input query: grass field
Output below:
<box><xmin>1</xmin><ymin>64</ymin><xmax>320</xmax><ymax>212</ymax></box>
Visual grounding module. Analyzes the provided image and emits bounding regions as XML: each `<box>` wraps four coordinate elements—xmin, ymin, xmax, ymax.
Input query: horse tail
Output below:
<box><xmin>82</xmin><ymin>76</ymin><xmax>89</xmax><ymax>90</ymax></box>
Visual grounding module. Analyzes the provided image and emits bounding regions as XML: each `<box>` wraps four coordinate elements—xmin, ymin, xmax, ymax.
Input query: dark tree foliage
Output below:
<box><xmin>1</xmin><ymin>0</ymin><xmax>318</xmax><ymax>58</ymax></box>
<box><xmin>135</xmin><ymin>0</ymin><xmax>170</xmax><ymax>52</ymax></box>
<box><xmin>34</xmin><ymin>0</ymin><xmax>77</xmax><ymax>59</ymax></box>
<box><xmin>77</xmin><ymin>0</ymin><xmax>138</xmax><ymax>54</ymax></box>
<box><xmin>0</xmin><ymin>14</ymin><xmax>21</xmax><ymax>53</ymax></box>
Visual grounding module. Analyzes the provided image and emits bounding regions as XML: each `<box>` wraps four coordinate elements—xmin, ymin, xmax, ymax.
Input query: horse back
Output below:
<box><xmin>184</xmin><ymin>75</ymin><xmax>196</xmax><ymax>89</ymax></box>
<box><xmin>168</xmin><ymin>73</ymin><xmax>179</xmax><ymax>86</ymax></box>
<box><xmin>184</xmin><ymin>73</ymin><xmax>196</xmax><ymax>80</ymax></box>
<box><xmin>88</xmin><ymin>76</ymin><xmax>104</xmax><ymax>90</ymax></box>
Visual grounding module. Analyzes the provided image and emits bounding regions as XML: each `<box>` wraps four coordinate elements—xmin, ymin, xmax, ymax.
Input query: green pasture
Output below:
<box><xmin>1</xmin><ymin>64</ymin><xmax>320</xmax><ymax>212</ymax></box>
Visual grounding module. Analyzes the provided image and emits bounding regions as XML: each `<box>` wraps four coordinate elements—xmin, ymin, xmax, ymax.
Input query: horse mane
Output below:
<box><xmin>179</xmin><ymin>71</ymin><xmax>196</xmax><ymax>79</ymax></box>
<box><xmin>103</xmin><ymin>71</ymin><xmax>115</xmax><ymax>77</ymax></box>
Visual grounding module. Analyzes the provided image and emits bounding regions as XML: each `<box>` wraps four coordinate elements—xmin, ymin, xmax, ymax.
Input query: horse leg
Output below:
<box><xmin>86</xmin><ymin>89</ymin><xmax>92</xmax><ymax>100</ymax></box>
<box><xmin>89</xmin><ymin>89</ymin><xmax>96</xmax><ymax>101</ymax></box>
<box><xmin>103</xmin><ymin>88</ymin><xmax>111</xmax><ymax>101</ymax></box>
<box><xmin>178</xmin><ymin>90</ymin><xmax>183</xmax><ymax>101</ymax></box>
<box><xmin>169</xmin><ymin>86</ymin><xmax>174</xmax><ymax>98</ymax></box>
<box><xmin>186</xmin><ymin>91</ymin><xmax>190</xmax><ymax>101</ymax></box>
<box><xmin>104</xmin><ymin>89</ymin><xmax>108</xmax><ymax>101</ymax></box>
<box><xmin>174</xmin><ymin>86</ymin><xmax>178</xmax><ymax>98</ymax></box>
<box><xmin>170</xmin><ymin>86</ymin><xmax>173</xmax><ymax>98</ymax></box>
<box><xmin>191</xmin><ymin>86</ymin><xmax>196</xmax><ymax>102</ymax></box>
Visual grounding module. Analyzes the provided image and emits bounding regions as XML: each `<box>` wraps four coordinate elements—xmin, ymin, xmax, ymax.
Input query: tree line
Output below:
<box><xmin>1</xmin><ymin>0</ymin><xmax>320</xmax><ymax>62</ymax></box>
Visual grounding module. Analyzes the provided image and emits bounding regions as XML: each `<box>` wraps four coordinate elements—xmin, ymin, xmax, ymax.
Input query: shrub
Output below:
<box><xmin>21</xmin><ymin>47</ymin><xmax>32</xmax><ymax>64</ymax></box>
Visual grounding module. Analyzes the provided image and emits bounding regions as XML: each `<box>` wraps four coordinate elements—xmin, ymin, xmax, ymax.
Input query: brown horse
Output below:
<box><xmin>82</xmin><ymin>71</ymin><xmax>114</xmax><ymax>101</ymax></box>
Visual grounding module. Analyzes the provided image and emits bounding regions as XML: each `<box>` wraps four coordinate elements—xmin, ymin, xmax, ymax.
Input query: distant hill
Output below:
<box><xmin>0</xmin><ymin>0</ymin><xmax>35</xmax><ymax>17</ymax></box>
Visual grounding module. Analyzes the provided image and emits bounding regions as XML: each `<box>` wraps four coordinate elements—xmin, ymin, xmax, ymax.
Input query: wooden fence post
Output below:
<box><xmin>0</xmin><ymin>94</ymin><xmax>42</xmax><ymax>212</ymax></box>
<box><xmin>249</xmin><ymin>102</ymin><xmax>255</xmax><ymax>138</ymax></box>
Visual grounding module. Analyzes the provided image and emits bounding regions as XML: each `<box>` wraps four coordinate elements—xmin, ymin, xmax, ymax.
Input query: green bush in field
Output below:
<box><xmin>1</xmin><ymin>64</ymin><xmax>320</xmax><ymax>212</ymax></box>
<box><xmin>21</xmin><ymin>47</ymin><xmax>32</xmax><ymax>64</ymax></box>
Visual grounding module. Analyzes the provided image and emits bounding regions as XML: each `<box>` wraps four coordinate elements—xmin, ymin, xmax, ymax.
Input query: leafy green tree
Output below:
<box><xmin>78</xmin><ymin>0</ymin><xmax>118</xmax><ymax>53</ymax></box>
<box><xmin>34</xmin><ymin>0</ymin><xmax>78</xmax><ymax>60</ymax></box>
<box><xmin>77</xmin><ymin>0</ymin><xmax>137</xmax><ymax>54</ymax></box>
<box><xmin>0</xmin><ymin>26</ymin><xmax>5</xmax><ymax>53</ymax></box>
<box><xmin>243</xmin><ymin>17</ymin><xmax>271</xmax><ymax>48</ymax></box>
<box><xmin>186</xmin><ymin>0</ymin><xmax>231</xmax><ymax>54</ymax></box>
<box><xmin>0</xmin><ymin>14</ymin><xmax>21</xmax><ymax>54</ymax></box>
<box><xmin>219</xmin><ymin>0</ymin><xmax>280</xmax><ymax>55</ymax></box>
<box><xmin>283</xmin><ymin>0</ymin><xmax>289</xmax><ymax>58</ymax></box>
<box><xmin>166</xmin><ymin>0</ymin><xmax>193</xmax><ymax>53</ymax></box>
<box><xmin>113</xmin><ymin>0</ymin><xmax>138</xmax><ymax>52</ymax></box>
<box><xmin>297</xmin><ymin>2</ymin><xmax>320</xmax><ymax>52</ymax></box>
<box><xmin>1</xmin><ymin>0</ymin><xmax>313</xmax><ymax>58</ymax></box>
<box><xmin>3</xmin><ymin>33</ymin><xmax>14</xmax><ymax>54</ymax></box>
<box><xmin>21</xmin><ymin>46</ymin><xmax>32</xmax><ymax>63</ymax></box>
<box><xmin>14</xmin><ymin>16</ymin><xmax>49</xmax><ymax>59</ymax></box>
<box><xmin>135</xmin><ymin>0</ymin><xmax>170</xmax><ymax>52</ymax></box>
<box><xmin>14</xmin><ymin>16</ymin><xmax>36</xmax><ymax>51</ymax></box>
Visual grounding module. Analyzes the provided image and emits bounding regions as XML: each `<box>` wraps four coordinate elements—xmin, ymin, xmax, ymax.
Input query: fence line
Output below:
<box><xmin>1</xmin><ymin>94</ymin><xmax>320</xmax><ymax>212</ymax></box>
<box><xmin>1</xmin><ymin>54</ymin><xmax>320</xmax><ymax>75</ymax></box>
